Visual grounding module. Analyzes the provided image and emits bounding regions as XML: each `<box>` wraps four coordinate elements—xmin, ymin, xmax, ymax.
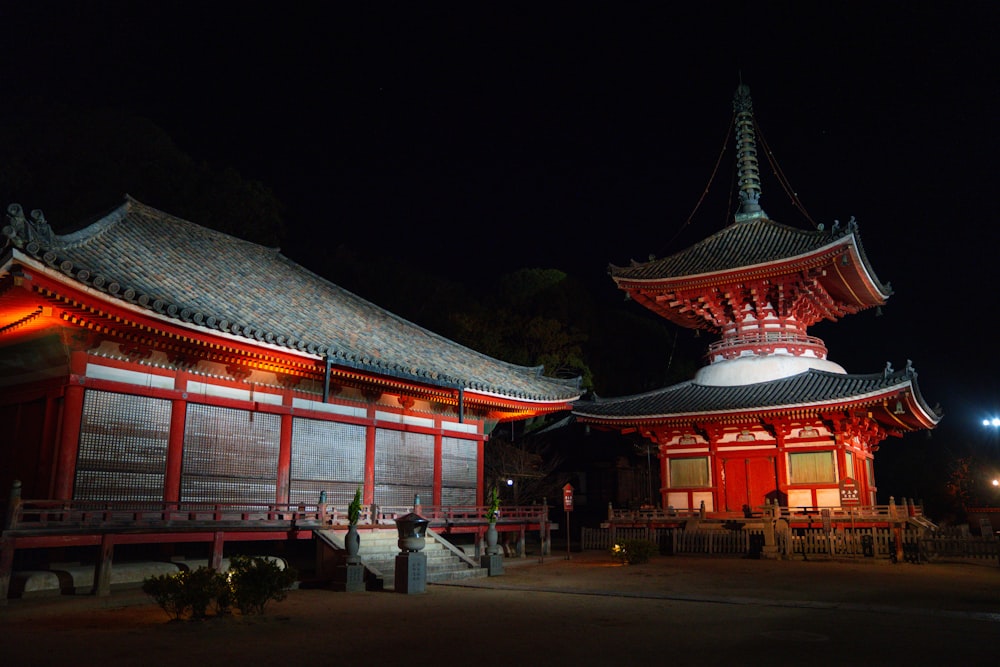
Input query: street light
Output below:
<box><xmin>982</xmin><ymin>418</ymin><xmax>1000</xmax><ymax>427</ymax></box>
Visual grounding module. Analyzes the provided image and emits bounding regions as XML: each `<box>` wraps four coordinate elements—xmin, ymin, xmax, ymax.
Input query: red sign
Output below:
<box><xmin>562</xmin><ymin>483</ymin><xmax>574</xmax><ymax>512</ymax></box>
<box><xmin>839</xmin><ymin>477</ymin><xmax>860</xmax><ymax>506</ymax></box>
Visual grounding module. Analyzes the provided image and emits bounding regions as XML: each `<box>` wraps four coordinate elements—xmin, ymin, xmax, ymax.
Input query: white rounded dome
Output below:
<box><xmin>694</xmin><ymin>354</ymin><xmax>846</xmax><ymax>387</ymax></box>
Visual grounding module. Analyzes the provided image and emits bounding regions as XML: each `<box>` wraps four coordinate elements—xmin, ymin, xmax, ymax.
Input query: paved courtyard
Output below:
<box><xmin>4</xmin><ymin>552</ymin><xmax>1000</xmax><ymax>666</ymax></box>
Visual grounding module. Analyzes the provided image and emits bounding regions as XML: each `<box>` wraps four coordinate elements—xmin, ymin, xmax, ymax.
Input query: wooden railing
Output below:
<box><xmin>4</xmin><ymin>498</ymin><xmax>551</xmax><ymax>532</ymax></box>
<box><xmin>583</xmin><ymin>524</ymin><xmax>1000</xmax><ymax>565</ymax></box>
<box><xmin>607</xmin><ymin>499</ymin><xmax>924</xmax><ymax>524</ymax></box>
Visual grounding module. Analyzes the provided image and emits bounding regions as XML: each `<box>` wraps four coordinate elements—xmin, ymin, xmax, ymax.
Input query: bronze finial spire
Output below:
<box><xmin>733</xmin><ymin>84</ymin><xmax>767</xmax><ymax>222</ymax></box>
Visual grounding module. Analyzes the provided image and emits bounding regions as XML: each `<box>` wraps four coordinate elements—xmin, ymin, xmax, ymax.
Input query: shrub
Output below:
<box><xmin>143</xmin><ymin>557</ymin><xmax>296</xmax><ymax>620</ymax></box>
<box><xmin>348</xmin><ymin>486</ymin><xmax>363</xmax><ymax>525</ymax></box>
<box><xmin>142</xmin><ymin>571</ymin><xmax>190</xmax><ymax>621</ymax></box>
<box><xmin>185</xmin><ymin>566</ymin><xmax>228</xmax><ymax>619</ymax></box>
<box><xmin>227</xmin><ymin>555</ymin><xmax>297</xmax><ymax>615</ymax></box>
<box><xmin>143</xmin><ymin>566</ymin><xmax>230</xmax><ymax>620</ymax></box>
<box><xmin>611</xmin><ymin>538</ymin><xmax>658</xmax><ymax>565</ymax></box>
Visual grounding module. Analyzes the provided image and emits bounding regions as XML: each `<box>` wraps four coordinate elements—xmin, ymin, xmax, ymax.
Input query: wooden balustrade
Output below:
<box><xmin>5</xmin><ymin>499</ymin><xmax>551</xmax><ymax>532</ymax></box>
<box><xmin>606</xmin><ymin>501</ymin><xmax>923</xmax><ymax>524</ymax></box>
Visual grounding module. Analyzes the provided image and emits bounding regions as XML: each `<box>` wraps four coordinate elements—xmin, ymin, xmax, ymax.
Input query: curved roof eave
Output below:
<box><xmin>3</xmin><ymin>199</ymin><xmax>583</xmax><ymax>404</ymax></box>
<box><xmin>609</xmin><ymin>218</ymin><xmax>891</xmax><ymax>300</ymax></box>
<box><xmin>572</xmin><ymin>369</ymin><xmax>941</xmax><ymax>428</ymax></box>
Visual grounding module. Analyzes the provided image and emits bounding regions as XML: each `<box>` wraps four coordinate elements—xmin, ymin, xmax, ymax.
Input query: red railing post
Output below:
<box><xmin>4</xmin><ymin>480</ymin><xmax>22</xmax><ymax>530</ymax></box>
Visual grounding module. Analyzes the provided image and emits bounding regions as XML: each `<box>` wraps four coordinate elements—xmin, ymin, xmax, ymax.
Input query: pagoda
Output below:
<box><xmin>573</xmin><ymin>85</ymin><xmax>941</xmax><ymax>514</ymax></box>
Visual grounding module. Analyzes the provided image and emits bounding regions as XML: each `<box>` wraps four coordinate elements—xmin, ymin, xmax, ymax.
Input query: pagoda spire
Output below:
<box><xmin>733</xmin><ymin>84</ymin><xmax>767</xmax><ymax>222</ymax></box>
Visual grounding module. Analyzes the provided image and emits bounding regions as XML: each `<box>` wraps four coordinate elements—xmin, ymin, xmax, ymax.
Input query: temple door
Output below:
<box><xmin>722</xmin><ymin>458</ymin><xmax>749</xmax><ymax>512</ymax></box>
<box><xmin>723</xmin><ymin>457</ymin><xmax>777</xmax><ymax>513</ymax></box>
<box><xmin>746</xmin><ymin>457</ymin><xmax>777</xmax><ymax>512</ymax></box>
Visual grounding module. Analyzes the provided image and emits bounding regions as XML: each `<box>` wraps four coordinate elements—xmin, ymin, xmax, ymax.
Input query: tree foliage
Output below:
<box><xmin>484</xmin><ymin>428</ymin><xmax>566</xmax><ymax>506</ymax></box>
<box><xmin>0</xmin><ymin>101</ymin><xmax>285</xmax><ymax>246</ymax></box>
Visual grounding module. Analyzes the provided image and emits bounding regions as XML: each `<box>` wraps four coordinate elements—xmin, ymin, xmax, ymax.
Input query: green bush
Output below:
<box><xmin>227</xmin><ymin>555</ymin><xmax>297</xmax><ymax>615</ymax></box>
<box><xmin>143</xmin><ymin>566</ymin><xmax>231</xmax><ymax>621</ymax></box>
<box><xmin>142</xmin><ymin>571</ymin><xmax>189</xmax><ymax>621</ymax></box>
<box><xmin>143</xmin><ymin>557</ymin><xmax>296</xmax><ymax>620</ymax></box>
<box><xmin>610</xmin><ymin>538</ymin><xmax>658</xmax><ymax>565</ymax></box>
<box><xmin>185</xmin><ymin>566</ymin><xmax>228</xmax><ymax>619</ymax></box>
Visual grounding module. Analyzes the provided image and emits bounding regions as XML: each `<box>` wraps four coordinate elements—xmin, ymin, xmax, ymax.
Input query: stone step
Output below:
<box><xmin>316</xmin><ymin>528</ymin><xmax>487</xmax><ymax>590</ymax></box>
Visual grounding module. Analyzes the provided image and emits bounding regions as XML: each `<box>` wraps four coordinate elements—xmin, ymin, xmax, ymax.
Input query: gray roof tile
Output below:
<box><xmin>573</xmin><ymin>368</ymin><xmax>941</xmax><ymax>423</ymax></box>
<box><xmin>609</xmin><ymin>217</ymin><xmax>888</xmax><ymax>295</ymax></box>
<box><xmin>7</xmin><ymin>198</ymin><xmax>581</xmax><ymax>402</ymax></box>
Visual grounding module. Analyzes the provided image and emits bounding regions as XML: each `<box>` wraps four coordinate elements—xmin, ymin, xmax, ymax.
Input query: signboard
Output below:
<box><xmin>562</xmin><ymin>483</ymin><xmax>574</xmax><ymax>512</ymax></box>
<box><xmin>839</xmin><ymin>477</ymin><xmax>860</xmax><ymax>506</ymax></box>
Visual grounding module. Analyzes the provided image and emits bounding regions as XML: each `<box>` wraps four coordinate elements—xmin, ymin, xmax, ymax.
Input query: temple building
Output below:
<box><xmin>0</xmin><ymin>197</ymin><xmax>582</xmax><ymax>513</ymax></box>
<box><xmin>573</xmin><ymin>85</ymin><xmax>941</xmax><ymax>515</ymax></box>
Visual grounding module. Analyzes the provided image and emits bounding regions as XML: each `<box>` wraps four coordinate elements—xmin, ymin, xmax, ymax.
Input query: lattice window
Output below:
<box><xmin>289</xmin><ymin>417</ymin><xmax>366</xmax><ymax>505</ymax></box>
<box><xmin>374</xmin><ymin>428</ymin><xmax>433</xmax><ymax>507</ymax></box>
<box><xmin>668</xmin><ymin>457</ymin><xmax>710</xmax><ymax>488</ymax></box>
<box><xmin>788</xmin><ymin>451</ymin><xmax>836</xmax><ymax>484</ymax></box>
<box><xmin>844</xmin><ymin>450</ymin><xmax>856</xmax><ymax>480</ymax></box>
<box><xmin>181</xmin><ymin>403</ymin><xmax>279</xmax><ymax>505</ymax></box>
<box><xmin>74</xmin><ymin>389</ymin><xmax>171</xmax><ymax>502</ymax></box>
<box><xmin>441</xmin><ymin>436</ymin><xmax>477</xmax><ymax>506</ymax></box>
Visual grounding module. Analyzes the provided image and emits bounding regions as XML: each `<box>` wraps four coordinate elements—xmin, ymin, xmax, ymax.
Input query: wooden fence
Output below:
<box><xmin>914</xmin><ymin>533</ymin><xmax>1000</xmax><ymax>563</ymax></box>
<box><xmin>582</xmin><ymin>526</ymin><xmax>763</xmax><ymax>557</ymax></box>
<box><xmin>581</xmin><ymin>525</ymin><xmax>1000</xmax><ymax>565</ymax></box>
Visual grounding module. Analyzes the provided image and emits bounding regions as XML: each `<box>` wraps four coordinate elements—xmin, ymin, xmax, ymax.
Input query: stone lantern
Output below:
<box><xmin>394</xmin><ymin>512</ymin><xmax>429</xmax><ymax>593</ymax></box>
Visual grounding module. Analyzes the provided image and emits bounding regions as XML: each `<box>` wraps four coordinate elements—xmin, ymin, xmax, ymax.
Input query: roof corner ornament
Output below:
<box><xmin>3</xmin><ymin>203</ymin><xmax>54</xmax><ymax>250</ymax></box>
<box><xmin>732</xmin><ymin>85</ymin><xmax>767</xmax><ymax>223</ymax></box>
<box><xmin>905</xmin><ymin>359</ymin><xmax>915</xmax><ymax>376</ymax></box>
<box><xmin>884</xmin><ymin>361</ymin><xmax>894</xmax><ymax>377</ymax></box>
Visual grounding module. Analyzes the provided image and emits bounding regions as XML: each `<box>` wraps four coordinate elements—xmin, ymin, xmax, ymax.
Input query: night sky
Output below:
<box><xmin>4</xmin><ymin>3</ymin><xmax>1000</xmax><ymax>483</ymax></box>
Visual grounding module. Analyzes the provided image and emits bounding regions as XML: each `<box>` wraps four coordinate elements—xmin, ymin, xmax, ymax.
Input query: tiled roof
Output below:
<box><xmin>573</xmin><ymin>368</ymin><xmax>941</xmax><ymax>425</ymax></box>
<box><xmin>4</xmin><ymin>198</ymin><xmax>581</xmax><ymax>402</ymax></box>
<box><xmin>608</xmin><ymin>217</ymin><xmax>888</xmax><ymax>293</ymax></box>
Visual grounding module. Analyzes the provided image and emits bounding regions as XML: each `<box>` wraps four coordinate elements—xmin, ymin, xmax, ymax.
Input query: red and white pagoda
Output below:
<box><xmin>574</xmin><ymin>85</ymin><xmax>941</xmax><ymax>514</ymax></box>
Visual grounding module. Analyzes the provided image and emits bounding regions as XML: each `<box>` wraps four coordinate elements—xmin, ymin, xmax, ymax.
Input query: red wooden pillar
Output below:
<box><xmin>774</xmin><ymin>440</ymin><xmax>790</xmax><ymax>506</ymax></box>
<box><xmin>93</xmin><ymin>534</ymin><xmax>115</xmax><ymax>597</ymax></box>
<box><xmin>164</xmin><ymin>398</ymin><xmax>186</xmax><ymax>503</ymax></box>
<box><xmin>709</xmin><ymin>435</ymin><xmax>722</xmax><ymax>513</ymax></box>
<box><xmin>38</xmin><ymin>392</ymin><xmax>59</xmax><ymax>497</ymax></box>
<box><xmin>276</xmin><ymin>413</ymin><xmax>293</xmax><ymax>504</ymax></box>
<box><xmin>432</xmin><ymin>431</ymin><xmax>443</xmax><ymax>506</ymax></box>
<box><xmin>364</xmin><ymin>409</ymin><xmax>376</xmax><ymax>505</ymax></box>
<box><xmin>0</xmin><ymin>536</ymin><xmax>15</xmax><ymax>605</ymax></box>
<box><xmin>210</xmin><ymin>532</ymin><xmax>225</xmax><ymax>571</ymax></box>
<box><xmin>54</xmin><ymin>351</ymin><xmax>88</xmax><ymax>499</ymax></box>
<box><xmin>659</xmin><ymin>450</ymin><xmax>668</xmax><ymax>508</ymax></box>
<box><xmin>476</xmin><ymin>435</ymin><xmax>486</xmax><ymax>506</ymax></box>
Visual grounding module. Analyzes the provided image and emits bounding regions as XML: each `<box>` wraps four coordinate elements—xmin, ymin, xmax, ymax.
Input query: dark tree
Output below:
<box><xmin>0</xmin><ymin>102</ymin><xmax>285</xmax><ymax>245</ymax></box>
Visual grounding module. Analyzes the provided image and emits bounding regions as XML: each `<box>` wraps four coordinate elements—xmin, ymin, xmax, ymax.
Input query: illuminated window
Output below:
<box><xmin>844</xmin><ymin>451</ymin><xmax>855</xmax><ymax>480</ymax></box>
<box><xmin>788</xmin><ymin>451</ymin><xmax>835</xmax><ymax>484</ymax></box>
<box><xmin>669</xmin><ymin>457</ymin><xmax>710</xmax><ymax>487</ymax></box>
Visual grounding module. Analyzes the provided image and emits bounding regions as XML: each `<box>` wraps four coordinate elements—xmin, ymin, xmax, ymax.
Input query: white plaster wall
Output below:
<box><xmin>787</xmin><ymin>489</ymin><xmax>813</xmax><ymax>508</ymax></box>
<box><xmin>666</xmin><ymin>492</ymin><xmax>689</xmax><ymax>510</ymax></box>
<box><xmin>816</xmin><ymin>488</ymin><xmax>841</xmax><ymax>507</ymax></box>
<box><xmin>692</xmin><ymin>492</ymin><xmax>714</xmax><ymax>512</ymax></box>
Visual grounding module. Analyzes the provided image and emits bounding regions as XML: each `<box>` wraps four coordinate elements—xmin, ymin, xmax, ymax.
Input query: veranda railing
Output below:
<box><xmin>4</xmin><ymin>497</ymin><xmax>551</xmax><ymax>531</ymax></box>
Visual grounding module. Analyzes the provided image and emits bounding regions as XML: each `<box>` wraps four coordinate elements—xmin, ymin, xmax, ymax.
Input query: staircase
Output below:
<box><xmin>316</xmin><ymin>527</ymin><xmax>487</xmax><ymax>590</ymax></box>
<box><xmin>907</xmin><ymin>514</ymin><xmax>938</xmax><ymax>531</ymax></box>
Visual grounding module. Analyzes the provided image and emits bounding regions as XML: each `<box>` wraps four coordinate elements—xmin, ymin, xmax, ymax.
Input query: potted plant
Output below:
<box><xmin>484</xmin><ymin>486</ymin><xmax>501</xmax><ymax>555</ymax></box>
<box><xmin>345</xmin><ymin>487</ymin><xmax>363</xmax><ymax>562</ymax></box>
